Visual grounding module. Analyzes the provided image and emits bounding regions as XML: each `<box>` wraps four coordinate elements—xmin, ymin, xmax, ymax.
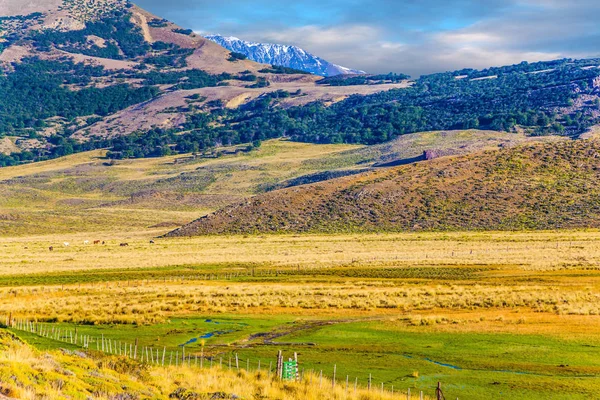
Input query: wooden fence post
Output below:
<box><xmin>294</xmin><ymin>352</ymin><xmax>299</xmax><ymax>381</ymax></box>
<box><xmin>332</xmin><ymin>365</ymin><xmax>336</xmax><ymax>390</ymax></box>
<box><xmin>276</xmin><ymin>351</ymin><xmax>283</xmax><ymax>379</ymax></box>
<box><xmin>319</xmin><ymin>370</ymin><xmax>323</xmax><ymax>389</ymax></box>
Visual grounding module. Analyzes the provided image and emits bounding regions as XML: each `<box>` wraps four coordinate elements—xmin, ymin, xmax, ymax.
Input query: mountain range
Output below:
<box><xmin>205</xmin><ymin>34</ymin><xmax>365</xmax><ymax>76</ymax></box>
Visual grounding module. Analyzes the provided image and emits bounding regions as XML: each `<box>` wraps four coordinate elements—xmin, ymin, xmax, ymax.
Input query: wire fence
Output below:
<box><xmin>5</xmin><ymin>317</ymin><xmax>457</xmax><ymax>399</ymax></box>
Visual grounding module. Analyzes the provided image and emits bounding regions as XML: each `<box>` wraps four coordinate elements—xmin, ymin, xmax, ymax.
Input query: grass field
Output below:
<box><xmin>3</xmin><ymin>231</ymin><xmax>600</xmax><ymax>399</ymax></box>
<box><xmin>2</xmin><ymin>136</ymin><xmax>597</xmax><ymax>399</ymax></box>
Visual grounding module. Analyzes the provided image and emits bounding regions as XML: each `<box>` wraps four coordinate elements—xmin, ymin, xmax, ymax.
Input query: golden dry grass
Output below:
<box><xmin>2</xmin><ymin>230</ymin><xmax>600</xmax><ymax>275</ymax></box>
<box><xmin>0</xmin><ymin>140</ymin><xmax>363</xmax><ymax>236</ymax></box>
<box><xmin>0</xmin><ymin>330</ymin><xmax>436</xmax><ymax>400</ymax></box>
<box><xmin>1</xmin><ymin>231</ymin><xmax>600</xmax><ymax>329</ymax></box>
<box><xmin>3</xmin><ymin>231</ymin><xmax>600</xmax><ymax>399</ymax></box>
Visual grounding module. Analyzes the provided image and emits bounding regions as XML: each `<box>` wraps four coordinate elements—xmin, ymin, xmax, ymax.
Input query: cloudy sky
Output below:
<box><xmin>134</xmin><ymin>0</ymin><xmax>600</xmax><ymax>77</ymax></box>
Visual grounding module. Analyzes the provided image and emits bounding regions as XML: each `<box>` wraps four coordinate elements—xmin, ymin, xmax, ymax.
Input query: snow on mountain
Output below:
<box><xmin>205</xmin><ymin>35</ymin><xmax>365</xmax><ymax>77</ymax></box>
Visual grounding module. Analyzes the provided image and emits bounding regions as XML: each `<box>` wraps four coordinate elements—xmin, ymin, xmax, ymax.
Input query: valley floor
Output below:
<box><xmin>2</xmin><ymin>231</ymin><xmax>600</xmax><ymax>399</ymax></box>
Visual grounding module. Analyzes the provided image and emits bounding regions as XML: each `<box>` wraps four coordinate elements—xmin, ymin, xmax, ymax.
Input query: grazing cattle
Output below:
<box><xmin>49</xmin><ymin>246</ymin><xmax>54</xmax><ymax>252</ymax></box>
<box><xmin>120</xmin><ymin>243</ymin><xmax>129</xmax><ymax>247</ymax></box>
<box><xmin>149</xmin><ymin>240</ymin><xmax>155</xmax><ymax>244</ymax></box>
<box><xmin>102</xmin><ymin>241</ymin><xmax>106</xmax><ymax>245</ymax></box>
<box><xmin>84</xmin><ymin>240</ymin><xmax>90</xmax><ymax>245</ymax></box>
<box><xmin>93</xmin><ymin>240</ymin><xmax>101</xmax><ymax>245</ymax></box>
<box><xmin>63</xmin><ymin>242</ymin><xmax>70</xmax><ymax>247</ymax></box>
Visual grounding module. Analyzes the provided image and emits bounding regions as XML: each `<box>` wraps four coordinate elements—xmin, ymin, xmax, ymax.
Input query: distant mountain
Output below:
<box><xmin>205</xmin><ymin>35</ymin><xmax>365</xmax><ymax>77</ymax></box>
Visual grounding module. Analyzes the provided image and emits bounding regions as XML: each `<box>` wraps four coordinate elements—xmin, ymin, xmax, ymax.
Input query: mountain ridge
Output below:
<box><xmin>205</xmin><ymin>34</ymin><xmax>365</xmax><ymax>77</ymax></box>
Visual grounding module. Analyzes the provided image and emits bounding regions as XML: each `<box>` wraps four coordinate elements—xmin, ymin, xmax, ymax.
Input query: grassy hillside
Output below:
<box><xmin>0</xmin><ymin>132</ymin><xmax>559</xmax><ymax>236</ymax></box>
<box><xmin>0</xmin><ymin>140</ymin><xmax>364</xmax><ymax>236</ymax></box>
<box><xmin>169</xmin><ymin>138</ymin><xmax>600</xmax><ymax>236</ymax></box>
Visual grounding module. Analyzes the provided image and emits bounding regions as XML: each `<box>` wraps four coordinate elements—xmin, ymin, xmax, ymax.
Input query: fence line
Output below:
<box><xmin>3</xmin><ymin>316</ymin><xmax>454</xmax><ymax>399</ymax></box>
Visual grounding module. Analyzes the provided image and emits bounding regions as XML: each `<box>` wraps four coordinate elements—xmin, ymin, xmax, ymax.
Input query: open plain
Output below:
<box><xmin>3</xmin><ymin>229</ymin><xmax>600</xmax><ymax>399</ymax></box>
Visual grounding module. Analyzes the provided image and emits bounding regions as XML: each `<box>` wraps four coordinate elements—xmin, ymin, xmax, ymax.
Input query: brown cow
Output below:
<box><xmin>93</xmin><ymin>240</ymin><xmax>101</xmax><ymax>245</ymax></box>
<box><xmin>120</xmin><ymin>243</ymin><xmax>129</xmax><ymax>247</ymax></box>
<box><xmin>49</xmin><ymin>246</ymin><xmax>54</xmax><ymax>252</ymax></box>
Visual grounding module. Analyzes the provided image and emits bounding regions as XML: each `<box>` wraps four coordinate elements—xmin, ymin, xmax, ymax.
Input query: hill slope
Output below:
<box><xmin>0</xmin><ymin>130</ymin><xmax>560</xmax><ymax>236</ymax></box>
<box><xmin>168</xmin><ymin>139</ymin><xmax>600</xmax><ymax>236</ymax></box>
<box><xmin>0</xmin><ymin>0</ymin><xmax>405</xmax><ymax>160</ymax></box>
<box><xmin>205</xmin><ymin>34</ymin><xmax>365</xmax><ymax>76</ymax></box>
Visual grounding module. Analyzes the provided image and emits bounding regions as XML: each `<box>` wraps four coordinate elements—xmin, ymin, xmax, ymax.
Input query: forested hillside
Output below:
<box><xmin>0</xmin><ymin>1</ymin><xmax>599</xmax><ymax>168</ymax></box>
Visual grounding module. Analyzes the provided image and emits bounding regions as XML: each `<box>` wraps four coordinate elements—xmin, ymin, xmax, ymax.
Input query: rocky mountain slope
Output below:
<box><xmin>205</xmin><ymin>34</ymin><xmax>365</xmax><ymax>76</ymax></box>
<box><xmin>168</xmin><ymin>139</ymin><xmax>600</xmax><ymax>236</ymax></box>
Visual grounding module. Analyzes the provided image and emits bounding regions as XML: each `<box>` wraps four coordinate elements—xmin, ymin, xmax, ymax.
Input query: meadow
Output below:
<box><xmin>2</xmin><ymin>231</ymin><xmax>600</xmax><ymax>399</ymax></box>
<box><xmin>2</xmin><ymin>138</ymin><xmax>599</xmax><ymax>399</ymax></box>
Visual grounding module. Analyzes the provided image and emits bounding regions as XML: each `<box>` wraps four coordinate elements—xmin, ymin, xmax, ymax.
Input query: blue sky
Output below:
<box><xmin>134</xmin><ymin>0</ymin><xmax>600</xmax><ymax>76</ymax></box>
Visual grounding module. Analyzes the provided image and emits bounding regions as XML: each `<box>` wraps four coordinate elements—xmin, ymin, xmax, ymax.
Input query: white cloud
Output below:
<box><xmin>138</xmin><ymin>0</ymin><xmax>600</xmax><ymax>75</ymax></box>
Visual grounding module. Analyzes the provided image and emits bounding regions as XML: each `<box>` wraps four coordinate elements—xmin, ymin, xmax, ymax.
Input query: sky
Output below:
<box><xmin>134</xmin><ymin>0</ymin><xmax>600</xmax><ymax>77</ymax></box>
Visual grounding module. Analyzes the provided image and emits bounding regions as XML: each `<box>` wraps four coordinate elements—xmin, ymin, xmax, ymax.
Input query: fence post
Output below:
<box><xmin>276</xmin><ymin>351</ymin><xmax>283</xmax><ymax>379</ymax></box>
<box><xmin>437</xmin><ymin>382</ymin><xmax>443</xmax><ymax>400</ymax></box>
<box><xmin>332</xmin><ymin>365</ymin><xmax>336</xmax><ymax>390</ymax></box>
<box><xmin>319</xmin><ymin>370</ymin><xmax>323</xmax><ymax>389</ymax></box>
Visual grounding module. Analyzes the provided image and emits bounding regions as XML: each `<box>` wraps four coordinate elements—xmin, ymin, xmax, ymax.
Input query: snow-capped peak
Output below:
<box><xmin>205</xmin><ymin>34</ymin><xmax>365</xmax><ymax>77</ymax></box>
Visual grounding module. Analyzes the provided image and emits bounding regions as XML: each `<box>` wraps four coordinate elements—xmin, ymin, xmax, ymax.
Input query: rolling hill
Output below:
<box><xmin>167</xmin><ymin>138</ymin><xmax>600</xmax><ymax>236</ymax></box>
<box><xmin>0</xmin><ymin>130</ymin><xmax>558</xmax><ymax>236</ymax></box>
